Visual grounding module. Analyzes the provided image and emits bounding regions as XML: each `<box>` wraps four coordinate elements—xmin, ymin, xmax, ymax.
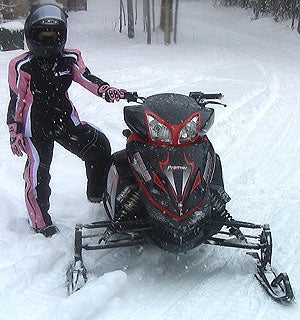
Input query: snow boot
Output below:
<box><xmin>87</xmin><ymin>195</ymin><xmax>103</xmax><ymax>203</ymax></box>
<box><xmin>36</xmin><ymin>225</ymin><xmax>59</xmax><ymax>237</ymax></box>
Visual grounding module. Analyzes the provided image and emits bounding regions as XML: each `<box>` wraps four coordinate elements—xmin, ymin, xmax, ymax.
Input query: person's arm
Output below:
<box><xmin>7</xmin><ymin>88</ymin><xmax>19</xmax><ymax>125</ymax></box>
<box><xmin>71</xmin><ymin>49</ymin><xmax>126</xmax><ymax>102</ymax></box>
<box><xmin>6</xmin><ymin>55</ymin><xmax>29</xmax><ymax>156</ymax></box>
<box><xmin>7</xmin><ymin>55</ymin><xmax>29</xmax><ymax>125</ymax></box>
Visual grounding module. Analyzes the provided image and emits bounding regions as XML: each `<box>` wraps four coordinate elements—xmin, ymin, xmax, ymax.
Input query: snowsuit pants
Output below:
<box><xmin>24</xmin><ymin>122</ymin><xmax>111</xmax><ymax>229</ymax></box>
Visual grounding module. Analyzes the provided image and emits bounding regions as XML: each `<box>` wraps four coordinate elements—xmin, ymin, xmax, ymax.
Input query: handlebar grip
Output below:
<box><xmin>202</xmin><ymin>93</ymin><xmax>223</xmax><ymax>100</ymax></box>
<box><xmin>189</xmin><ymin>91</ymin><xmax>223</xmax><ymax>100</ymax></box>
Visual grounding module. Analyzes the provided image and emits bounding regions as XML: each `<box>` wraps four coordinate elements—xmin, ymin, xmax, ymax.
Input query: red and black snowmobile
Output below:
<box><xmin>67</xmin><ymin>91</ymin><xmax>294</xmax><ymax>303</ymax></box>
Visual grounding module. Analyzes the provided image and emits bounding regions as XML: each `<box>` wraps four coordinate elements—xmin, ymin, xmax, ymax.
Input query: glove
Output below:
<box><xmin>98</xmin><ymin>84</ymin><xmax>127</xmax><ymax>103</ymax></box>
<box><xmin>8</xmin><ymin>122</ymin><xmax>26</xmax><ymax>157</ymax></box>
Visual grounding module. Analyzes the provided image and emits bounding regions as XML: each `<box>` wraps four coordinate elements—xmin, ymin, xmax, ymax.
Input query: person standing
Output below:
<box><xmin>7</xmin><ymin>3</ymin><xmax>130</xmax><ymax>237</ymax></box>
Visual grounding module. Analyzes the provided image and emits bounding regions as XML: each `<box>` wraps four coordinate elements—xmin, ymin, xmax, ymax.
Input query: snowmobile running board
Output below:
<box><xmin>66</xmin><ymin>219</ymin><xmax>294</xmax><ymax>302</ymax></box>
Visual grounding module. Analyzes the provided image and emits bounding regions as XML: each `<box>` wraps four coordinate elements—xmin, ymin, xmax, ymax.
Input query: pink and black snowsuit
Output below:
<box><xmin>7</xmin><ymin>49</ymin><xmax>111</xmax><ymax>230</ymax></box>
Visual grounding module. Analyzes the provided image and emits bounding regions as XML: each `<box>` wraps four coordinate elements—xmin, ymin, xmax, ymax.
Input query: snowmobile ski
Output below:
<box><xmin>255</xmin><ymin>263</ymin><xmax>294</xmax><ymax>302</ymax></box>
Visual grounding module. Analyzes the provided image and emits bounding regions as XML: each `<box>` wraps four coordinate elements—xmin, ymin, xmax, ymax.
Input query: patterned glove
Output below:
<box><xmin>8</xmin><ymin>122</ymin><xmax>26</xmax><ymax>157</ymax></box>
<box><xmin>98</xmin><ymin>84</ymin><xmax>127</xmax><ymax>103</ymax></box>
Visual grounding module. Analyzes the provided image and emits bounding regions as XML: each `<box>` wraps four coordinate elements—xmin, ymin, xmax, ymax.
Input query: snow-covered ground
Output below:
<box><xmin>0</xmin><ymin>1</ymin><xmax>299</xmax><ymax>319</ymax></box>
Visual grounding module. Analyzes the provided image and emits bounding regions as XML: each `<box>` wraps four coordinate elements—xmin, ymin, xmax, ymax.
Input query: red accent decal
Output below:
<box><xmin>159</xmin><ymin>152</ymin><xmax>170</xmax><ymax>171</ymax></box>
<box><xmin>153</xmin><ymin>172</ymin><xmax>168</xmax><ymax>194</ymax></box>
<box><xmin>181</xmin><ymin>152</ymin><xmax>194</xmax><ymax>202</ymax></box>
<box><xmin>127</xmin><ymin>132</ymin><xmax>147</xmax><ymax>144</ymax></box>
<box><xmin>191</xmin><ymin>171</ymin><xmax>202</xmax><ymax>194</ymax></box>
<box><xmin>129</xmin><ymin>161</ymin><xmax>207</xmax><ymax>222</ymax></box>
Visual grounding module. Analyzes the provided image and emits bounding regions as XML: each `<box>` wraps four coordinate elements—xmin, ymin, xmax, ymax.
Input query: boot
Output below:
<box><xmin>36</xmin><ymin>225</ymin><xmax>59</xmax><ymax>237</ymax></box>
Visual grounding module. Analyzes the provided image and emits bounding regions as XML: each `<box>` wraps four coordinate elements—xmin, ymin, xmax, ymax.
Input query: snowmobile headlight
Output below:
<box><xmin>147</xmin><ymin>115</ymin><xmax>172</xmax><ymax>143</ymax></box>
<box><xmin>179</xmin><ymin>115</ymin><xmax>199</xmax><ymax>143</ymax></box>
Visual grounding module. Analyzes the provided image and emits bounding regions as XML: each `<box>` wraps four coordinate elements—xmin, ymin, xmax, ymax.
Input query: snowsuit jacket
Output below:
<box><xmin>7</xmin><ymin>48</ymin><xmax>107</xmax><ymax>133</ymax></box>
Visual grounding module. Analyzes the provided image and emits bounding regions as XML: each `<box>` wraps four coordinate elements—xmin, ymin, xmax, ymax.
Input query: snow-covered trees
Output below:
<box><xmin>217</xmin><ymin>0</ymin><xmax>299</xmax><ymax>22</ymax></box>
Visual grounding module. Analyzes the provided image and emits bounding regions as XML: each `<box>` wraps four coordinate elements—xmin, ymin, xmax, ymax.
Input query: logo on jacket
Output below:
<box><xmin>58</xmin><ymin>70</ymin><xmax>72</xmax><ymax>76</ymax></box>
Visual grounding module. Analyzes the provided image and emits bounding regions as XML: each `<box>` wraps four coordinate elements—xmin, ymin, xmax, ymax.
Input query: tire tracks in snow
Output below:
<box><xmin>222</xmin><ymin>57</ymin><xmax>281</xmax><ymax>166</ymax></box>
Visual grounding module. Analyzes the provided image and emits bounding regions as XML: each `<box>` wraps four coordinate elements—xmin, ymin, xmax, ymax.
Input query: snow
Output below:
<box><xmin>0</xmin><ymin>21</ymin><xmax>24</xmax><ymax>31</ymax></box>
<box><xmin>0</xmin><ymin>0</ymin><xmax>299</xmax><ymax>319</ymax></box>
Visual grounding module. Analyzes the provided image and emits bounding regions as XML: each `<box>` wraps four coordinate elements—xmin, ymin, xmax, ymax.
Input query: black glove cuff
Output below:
<box><xmin>97</xmin><ymin>82</ymin><xmax>110</xmax><ymax>96</ymax></box>
<box><xmin>9</xmin><ymin>122</ymin><xmax>23</xmax><ymax>133</ymax></box>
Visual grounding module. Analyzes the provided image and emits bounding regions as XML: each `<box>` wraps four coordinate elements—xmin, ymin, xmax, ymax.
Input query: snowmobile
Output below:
<box><xmin>67</xmin><ymin>91</ymin><xmax>294</xmax><ymax>303</ymax></box>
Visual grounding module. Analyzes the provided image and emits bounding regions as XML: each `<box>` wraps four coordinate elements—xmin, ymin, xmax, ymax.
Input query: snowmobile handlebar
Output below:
<box><xmin>189</xmin><ymin>91</ymin><xmax>227</xmax><ymax>107</ymax></box>
<box><xmin>189</xmin><ymin>91</ymin><xmax>223</xmax><ymax>100</ymax></box>
<box><xmin>123</xmin><ymin>91</ymin><xmax>226</xmax><ymax>107</ymax></box>
<box><xmin>124</xmin><ymin>91</ymin><xmax>141</xmax><ymax>103</ymax></box>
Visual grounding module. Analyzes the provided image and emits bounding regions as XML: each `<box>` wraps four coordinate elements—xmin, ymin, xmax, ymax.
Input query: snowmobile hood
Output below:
<box><xmin>124</xmin><ymin>93</ymin><xmax>215</xmax><ymax>141</ymax></box>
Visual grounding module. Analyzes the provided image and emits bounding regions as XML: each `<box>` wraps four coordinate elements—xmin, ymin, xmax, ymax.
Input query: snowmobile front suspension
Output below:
<box><xmin>66</xmin><ymin>221</ymin><xmax>151</xmax><ymax>294</ymax></box>
<box><xmin>75</xmin><ymin>221</ymin><xmax>150</xmax><ymax>250</ymax></box>
<box><xmin>205</xmin><ymin>220</ymin><xmax>294</xmax><ymax>302</ymax></box>
<box><xmin>67</xmin><ymin>219</ymin><xmax>294</xmax><ymax>302</ymax></box>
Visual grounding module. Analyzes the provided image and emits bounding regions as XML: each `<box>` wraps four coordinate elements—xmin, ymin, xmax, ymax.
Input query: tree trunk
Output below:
<box><xmin>119</xmin><ymin>0</ymin><xmax>126</xmax><ymax>33</ymax></box>
<box><xmin>174</xmin><ymin>0</ymin><xmax>179</xmax><ymax>43</ymax></box>
<box><xmin>127</xmin><ymin>0</ymin><xmax>135</xmax><ymax>38</ymax></box>
<box><xmin>291</xmin><ymin>0</ymin><xmax>297</xmax><ymax>28</ymax></box>
<box><xmin>164</xmin><ymin>0</ymin><xmax>171</xmax><ymax>45</ymax></box>
<box><xmin>160</xmin><ymin>0</ymin><xmax>173</xmax><ymax>32</ymax></box>
<box><xmin>152</xmin><ymin>0</ymin><xmax>155</xmax><ymax>31</ymax></box>
<box><xmin>143</xmin><ymin>0</ymin><xmax>151</xmax><ymax>44</ymax></box>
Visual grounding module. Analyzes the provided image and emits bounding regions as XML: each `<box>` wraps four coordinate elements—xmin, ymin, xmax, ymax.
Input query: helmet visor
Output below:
<box><xmin>36</xmin><ymin>30</ymin><xmax>62</xmax><ymax>46</ymax></box>
<box><xmin>29</xmin><ymin>25</ymin><xmax>66</xmax><ymax>49</ymax></box>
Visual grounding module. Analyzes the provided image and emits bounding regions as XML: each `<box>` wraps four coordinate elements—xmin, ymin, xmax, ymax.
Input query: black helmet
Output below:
<box><xmin>24</xmin><ymin>4</ymin><xmax>67</xmax><ymax>58</ymax></box>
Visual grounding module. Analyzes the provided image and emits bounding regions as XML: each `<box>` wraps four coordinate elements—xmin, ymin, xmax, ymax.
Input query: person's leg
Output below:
<box><xmin>23</xmin><ymin>136</ymin><xmax>58</xmax><ymax>236</ymax></box>
<box><xmin>84</xmin><ymin>129</ymin><xmax>112</xmax><ymax>202</ymax></box>
<box><xmin>56</xmin><ymin>123</ymin><xmax>111</xmax><ymax>202</ymax></box>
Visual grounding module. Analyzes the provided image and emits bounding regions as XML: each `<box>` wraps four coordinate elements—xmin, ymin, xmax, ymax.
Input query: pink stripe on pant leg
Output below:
<box><xmin>23</xmin><ymin>138</ymin><xmax>47</xmax><ymax>229</ymax></box>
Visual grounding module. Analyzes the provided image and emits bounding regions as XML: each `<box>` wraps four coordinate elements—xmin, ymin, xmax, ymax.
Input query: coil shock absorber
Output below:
<box><xmin>117</xmin><ymin>185</ymin><xmax>142</xmax><ymax>219</ymax></box>
<box><xmin>210</xmin><ymin>185</ymin><xmax>231</xmax><ymax>217</ymax></box>
<box><xmin>210</xmin><ymin>185</ymin><xmax>245</xmax><ymax>240</ymax></box>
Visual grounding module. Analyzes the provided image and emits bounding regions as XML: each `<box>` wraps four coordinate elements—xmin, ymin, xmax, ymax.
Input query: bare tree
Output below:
<box><xmin>127</xmin><ymin>0</ymin><xmax>135</xmax><ymax>38</ymax></box>
<box><xmin>118</xmin><ymin>0</ymin><xmax>181</xmax><ymax>44</ymax></box>
<box><xmin>160</xmin><ymin>0</ymin><xmax>173</xmax><ymax>32</ymax></box>
<box><xmin>119</xmin><ymin>0</ymin><xmax>126</xmax><ymax>33</ymax></box>
<box><xmin>174</xmin><ymin>0</ymin><xmax>179</xmax><ymax>43</ymax></box>
<box><xmin>143</xmin><ymin>0</ymin><xmax>151</xmax><ymax>44</ymax></box>
<box><xmin>152</xmin><ymin>0</ymin><xmax>155</xmax><ymax>31</ymax></box>
<box><xmin>163</xmin><ymin>0</ymin><xmax>172</xmax><ymax>45</ymax></box>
